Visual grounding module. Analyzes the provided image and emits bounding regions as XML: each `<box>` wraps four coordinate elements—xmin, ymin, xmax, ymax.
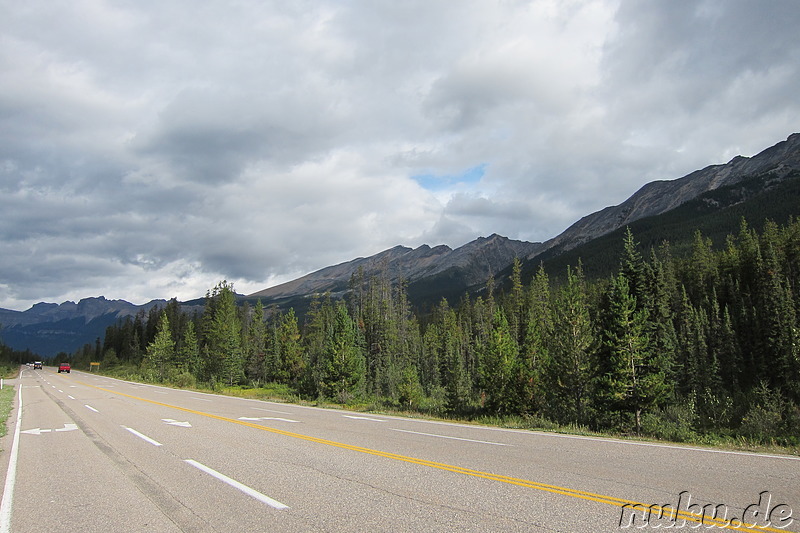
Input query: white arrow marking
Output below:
<box><xmin>343</xmin><ymin>415</ymin><xmax>385</xmax><ymax>422</ymax></box>
<box><xmin>21</xmin><ymin>424</ymin><xmax>77</xmax><ymax>435</ymax></box>
<box><xmin>162</xmin><ymin>419</ymin><xmax>192</xmax><ymax>428</ymax></box>
<box><xmin>238</xmin><ymin>417</ymin><xmax>299</xmax><ymax>423</ymax></box>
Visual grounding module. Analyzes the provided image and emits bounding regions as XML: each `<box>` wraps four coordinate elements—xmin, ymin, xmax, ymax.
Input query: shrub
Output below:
<box><xmin>172</xmin><ymin>371</ymin><xmax>196</xmax><ymax>389</ymax></box>
<box><xmin>641</xmin><ymin>402</ymin><xmax>698</xmax><ymax>443</ymax></box>
<box><xmin>739</xmin><ymin>405</ymin><xmax>782</xmax><ymax>440</ymax></box>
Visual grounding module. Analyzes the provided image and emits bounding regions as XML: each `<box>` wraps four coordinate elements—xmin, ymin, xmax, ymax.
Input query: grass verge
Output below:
<box><xmin>0</xmin><ymin>383</ymin><xmax>15</xmax><ymax>439</ymax></box>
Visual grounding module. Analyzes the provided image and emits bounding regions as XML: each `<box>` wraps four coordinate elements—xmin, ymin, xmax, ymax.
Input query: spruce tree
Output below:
<box><xmin>321</xmin><ymin>301</ymin><xmax>366</xmax><ymax>403</ymax></box>
<box><xmin>144</xmin><ymin>311</ymin><xmax>174</xmax><ymax>382</ymax></box>
<box><xmin>598</xmin><ymin>273</ymin><xmax>667</xmax><ymax>434</ymax></box>
<box><xmin>548</xmin><ymin>264</ymin><xmax>594</xmax><ymax>425</ymax></box>
<box><xmin>478</xmin><ymin>309</ymin><xmax>519</xmax><ymax>414</ymax></box>
<box><xmin>279</xmin><ymin>308</ymin><xmax>305</xmax><ymax>387</ymax></box>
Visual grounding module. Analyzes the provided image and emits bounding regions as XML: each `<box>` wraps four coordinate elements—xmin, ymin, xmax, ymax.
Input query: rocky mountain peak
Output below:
<box><xmin>540</xmin><ymin>133</ymin><xmax>800</xmax><ymax>253</ymax></box>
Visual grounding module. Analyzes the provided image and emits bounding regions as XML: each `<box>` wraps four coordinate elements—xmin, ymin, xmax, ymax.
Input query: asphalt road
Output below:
<box><xmin>0</xmin><ymin>366</ymin><xmax>797</xmax><ymax>532</ymax></box>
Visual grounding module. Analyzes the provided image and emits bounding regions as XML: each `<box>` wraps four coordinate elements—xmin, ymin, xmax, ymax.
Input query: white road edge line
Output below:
<box><xmin>122</xmin><ymin>426</ymin><xmax>162</xmax><ymax>446</ymax></box>
<box><xmin>390</xmin><ymin>428</ymin><xmax>510</xmax><ymax>446</ymax></box>
<box><xmin>0</xmin><ymin>385</ymin><xmax>23</xmax><ymax>532</ymax></box>
<box><xmin>184</xmin><ymin>460</ymin><xmax>289</xmax><ymax>510</ymax></box>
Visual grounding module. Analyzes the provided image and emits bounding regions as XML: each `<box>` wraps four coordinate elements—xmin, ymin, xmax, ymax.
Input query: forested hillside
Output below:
<box><xmin>527</xmin><ymin>169</ymin><xmax>800</xmax><ymax>283</ymax></box>
<box><xmin>80</xmin><ymin>217</ymin><xmax>800</xmax><ymax>446</ymax></box>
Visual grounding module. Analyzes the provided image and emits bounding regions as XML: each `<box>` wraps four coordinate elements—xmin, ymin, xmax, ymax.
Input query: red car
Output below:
<box><xmin>58</xmin><ymin>363</ymin><xmax>71</xmax><ymax>373</ymax></box>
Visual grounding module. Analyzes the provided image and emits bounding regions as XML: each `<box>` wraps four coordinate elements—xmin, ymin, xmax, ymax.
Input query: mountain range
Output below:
<box><xmin>2</xmin><ymin>133</ymin><xmax>800</xmax><ymax>357</ymax></box>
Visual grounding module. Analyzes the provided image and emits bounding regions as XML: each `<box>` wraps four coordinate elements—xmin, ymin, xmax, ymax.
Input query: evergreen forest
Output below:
<box><xmin>70</xmin><ymin>218</ymin><xmax>800</xmax><ymax>448</ymax></box>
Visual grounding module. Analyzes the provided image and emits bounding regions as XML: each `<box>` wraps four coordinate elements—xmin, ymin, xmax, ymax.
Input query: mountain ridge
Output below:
<box><xmin>247</xmin><ymin>233</ymin><xmax>542</xmax><ymax>301</ymax></box>
<box><xmin>536</xmin><ymin>132</ymin><xmax>800</xmax><ymax>255</ymax></box>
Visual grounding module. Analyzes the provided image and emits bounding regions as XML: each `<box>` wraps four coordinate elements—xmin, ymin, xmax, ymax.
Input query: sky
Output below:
<box><xmin>1</xmin><ymin>0</ymin><xmax>799</xmax><ymax>311</ymax></box>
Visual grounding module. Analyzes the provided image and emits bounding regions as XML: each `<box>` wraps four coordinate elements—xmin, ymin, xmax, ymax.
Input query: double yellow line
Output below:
<box><xmin>76</xmin><ymin>378</ymin><xmax>792</xmax><ymax>533</ymax></box>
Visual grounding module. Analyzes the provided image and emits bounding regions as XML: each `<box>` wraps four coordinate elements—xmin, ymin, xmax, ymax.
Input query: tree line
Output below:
<box><xmin>87</xmin><ymin>217</ymin><xmax>800</xmax><ymax>445</ymax></box>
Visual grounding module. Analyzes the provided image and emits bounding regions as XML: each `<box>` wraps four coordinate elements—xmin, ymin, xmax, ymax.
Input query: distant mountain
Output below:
<box><xmin>0</xmin><ymin>297</ymin><xmax>169</xmax><ymax>358</ymax></box>
<box><xmin>247</xmin><ymin>234</ymin><xmax>542</xmax><ymax>311</ymax></box>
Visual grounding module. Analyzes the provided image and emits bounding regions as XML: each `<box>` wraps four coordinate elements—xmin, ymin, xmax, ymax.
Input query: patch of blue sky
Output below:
<box><xmin>412</xmin><ymin>163</ymin><xmax>487</xmax><ymax>192</ymax></box>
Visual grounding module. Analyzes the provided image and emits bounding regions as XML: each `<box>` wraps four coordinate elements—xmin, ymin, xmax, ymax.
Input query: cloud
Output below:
<box><xmin>1</xmin><ymin>0</ymin><xmax>799</xmax><ymax>310</ymax></box>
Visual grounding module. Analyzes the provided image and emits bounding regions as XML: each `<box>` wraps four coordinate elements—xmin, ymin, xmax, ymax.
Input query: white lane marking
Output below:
<box><xmin>0</xmin><ymin>387</ymin><xmax>23</xmax><ymax>532</ymax></box>
<box><xmin>238</xmin><ymin>417</ymin><xmax>299</xmax><ymax>423</ymax></box>
<box><xmin>184</xmin><ymin>460</ymin><xmax>289</xmax><ymax>510</ymax></box>
<box><xmin>251</xmin><ymin>407</ymin><xmax>292</xmax><ymax>415</ymax></box>
<box><xmin>122</xmin><ymin>426</ymin><xmax>162</xmax><ymax>446</ymax></box>
<box><xmin>162</xmin><ymin>419</ymin><xmax>192</xmax><ymax>428</ymax></box>
<box><xmin>85</xmin><ymin>405</ymin><xmax>99</xmax><ymax>413</ymax></box>
<box><xmin>153</xmin><ymin>391</ymin><xmax>168</xmax><ymax>395</ymax></box>
<box><xmin>57</xmin><ymin>390</ymin><xmax>64</xmax><ymax>393</ymax></box>
<box><xmin>189</xmin><ymin>397</ymin><xmax>212</xmax><ymax>402</ymax></box>
<box><xmin>67</xmin><ymin>395</ymin><xmax>75</xmax><ymax>400</ymax></box>
<box><xmin>390</xmin><ymin>428</ymin><xmax>510</xmax><ymax>446</ymax></box>
<box><xmin>343</xmin><ymin>415</ymin><xmax>385</xmax><ymax>422</ymax></box>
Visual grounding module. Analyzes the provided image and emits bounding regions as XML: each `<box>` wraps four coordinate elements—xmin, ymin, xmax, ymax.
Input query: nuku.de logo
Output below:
<box><xmin>619</xmin><ymin>490</ymin><xmax>794</xmax><ymax>530</ymax></box>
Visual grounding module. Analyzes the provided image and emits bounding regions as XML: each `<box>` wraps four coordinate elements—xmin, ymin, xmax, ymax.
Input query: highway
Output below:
<box><xmin>1</xmin><ymin>366</ymin><xmax>797</xmax><ymax>532</ymax></box>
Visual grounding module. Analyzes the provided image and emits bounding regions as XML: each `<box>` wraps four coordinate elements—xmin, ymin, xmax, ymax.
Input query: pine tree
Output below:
<box><xmin>507</xmin><ymin>257</ymin><xmax>525</xmax><ymax>343</ymax></box>
<box><xmin>143</xmin><ymin>311</ymin><xmax>174</xmax><ymax>382</ymax></box>
<box><xmin>320</xmin><ymin>301</ymin><xmax>366</xmax><ymax>403</ymax></box>
<box><xmin>598</xmin><ymin>273</ymin><xmax>665</xmax><ymax>434</ymax></box>
<box><xmin>641</xmin><ymin>250</ymin><xmax>678</xmax><ymax>395</ymax></box>
<box><xmin>517</xmin><ymin>264</ymin><xmax>551</xmax><ymax>415</ymax></box>
<box><xmin>303</xmin><ymin>294</ymin><xmax>335</xmax><ymax>397</ymax></box>
<box><xmin>478</xmin><ymin>309</ymin><xmax>519</xmax><ymax>414</ymax></box>
<box><xmin>204</xmin><ymin>281</ymin><xmax>243</xmax><ymax>386</ymax></box>
<box><xmin>244</xmin><ymin>300</ymin><xmax>267</xmax><ymax>383</ymax></box>
<box><xmin>178</xmin><ymin>321</ymin><xmax>199</xmax><ymax>377</ymax></box>
<box><xmin>620</xmin><ymin>227</ymin><xmax>645</xmax><ymax>299</ymax></box>
<box><xmin>757</xmin><ymin>231</ymin><xmax>800</xmax><ymax>398</ymax></box>
<box><xmin>279</xmin><ymin>308</ymin><xmax>305</xmax><ymax>387</ymax></box>
<box><xmin>548</xmin><ymin>264</ymin><xmax>594</xmax><ymax>425</ymax></box>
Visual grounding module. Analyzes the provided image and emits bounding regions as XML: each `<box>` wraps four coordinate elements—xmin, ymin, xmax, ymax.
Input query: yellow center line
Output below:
<box><xmin>75</xmin><ymin>378</ymin><xmax>791</xmax><ymax>533</ymax></box>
